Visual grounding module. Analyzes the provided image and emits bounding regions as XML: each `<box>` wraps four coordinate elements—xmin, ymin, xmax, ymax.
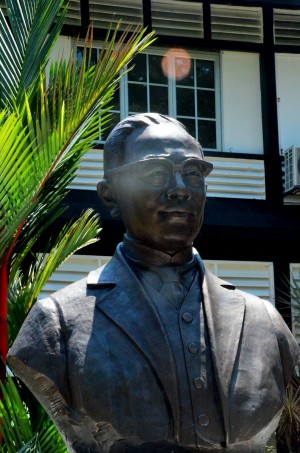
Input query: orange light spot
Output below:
<box><xmin>162</xmin><ymin>48</ymin><xmax>192</xmax><ymax>81</ymax></box>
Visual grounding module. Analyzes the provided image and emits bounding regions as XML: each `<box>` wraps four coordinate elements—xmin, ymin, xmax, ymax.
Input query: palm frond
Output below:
<box><xmin>16</xmin><ymin>415</ymin><xmax>67</xmax><ymax>453</ymax></box>
<box><xmin>33</xmin><ymin>418</ymin><xmax>67</xmax><ymax>453</ymax></box>
<box><xmin>0</xmin><ymin>110</ymin><xmax>45</xmax><ymax>265</ymax></box>
<box><xmin>0</xmin><ymin>374</ymin><xmax>67</xmax><ymax>452</ymax></box>
<box><xmin>0</xmin><ymin>374</ymin><xmax>33</xmax><ymax>451</ymax></box>
<box><xmin>0</xmin><ymin>24</ymin><xmax>155</xmax><ymax>269</ymax></box>
<box><xmin>277</xmin><ymin>376</ymin><xmax>300</xmax><ymax>450</ymax></box>
<box><xmin>9</xmin><ymin>209</ymin><xmax>101</xmax><ymax>344</ymax></box>
<box><xmin>0</xmin><ymin>0</ymin><xmax>67</xmax><ymax>108</ymax></box>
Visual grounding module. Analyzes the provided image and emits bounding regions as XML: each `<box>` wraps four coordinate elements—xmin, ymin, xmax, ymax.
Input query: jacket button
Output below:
<box><xmin>188</xmin><ymin>343</ymin><xmax>199</xmax><ymax>353</ymax></box>
<box><xmin>194</xmin><ymin>377</ymin><xmax>205</xmax><ymax>388</ymax></box>
<box><xmin>182</xmin><ymin>312</ymin><xmax>193</xmax><ymax>323</ymax></box>
<box><xmin>198</xmin><ymin>414</ymin><xmax>210</xmax><ymax>427</ymax></box>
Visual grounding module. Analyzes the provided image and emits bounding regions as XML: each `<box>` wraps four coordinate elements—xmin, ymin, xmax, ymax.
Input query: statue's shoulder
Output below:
<box><xmin>204</xmin><ymin>268</ymin><xmax>299</xmax><ymax>378</ymax></box>
<box><xmin>204</xmin><ymin>269</ymin><xmax>236</xmax><ymax>291</ymax></box>
<box><xmin>47</xmin><ymin>274</ymin><xmax>89</xmax><ymax>306</ymax></box>
<box><xmin>44</xmin><ymin>256</ymin><xmax>116</xmax><ymax>309</ymax></box>
<box><xmin>25</xmin><ymin>263</ymin><xmax>107</xmax><ymax>328</ymax></box>
<box><xmin>204</xmin><ymin>267</ymin><xmax>287</xmax><ymax>322</ymax></box>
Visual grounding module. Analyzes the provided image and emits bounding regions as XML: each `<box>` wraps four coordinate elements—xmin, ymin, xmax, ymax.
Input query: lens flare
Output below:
<box><xmin>162</xmin><ymin>48</ymin><xmax>192</xmax><ymax>81</ymax></box>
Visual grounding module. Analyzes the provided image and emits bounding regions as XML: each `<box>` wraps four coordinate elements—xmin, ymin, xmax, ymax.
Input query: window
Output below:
<box><xmin>77</xmin><ymin>46</ymin><xmax>221</xmax><ymax>150</ymax></box>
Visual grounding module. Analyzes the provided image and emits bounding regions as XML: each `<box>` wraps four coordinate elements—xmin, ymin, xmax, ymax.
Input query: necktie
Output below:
<box><xmin>159</xmin><ymin>268</ymin><xmax>189</xmax><ymax>309</ymax></box>
<box><xmin>141</xmin><ymin>264</ymin><xmax>197</xmax><ymax>309</ymax></box>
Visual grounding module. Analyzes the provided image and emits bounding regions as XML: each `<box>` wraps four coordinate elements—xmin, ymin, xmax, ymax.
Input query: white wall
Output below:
<box><xmin>276</xmin><ymin>54</ymin><xmax>300</xmax><ymax>153</ymax></box>
<box><xmin>221</xmin><ymin>51</ymin><xmax>263</xmax><ymax>154</ymax></box>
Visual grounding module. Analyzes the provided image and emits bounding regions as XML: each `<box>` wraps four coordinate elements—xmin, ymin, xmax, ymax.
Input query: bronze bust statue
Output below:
<box><xmin>8</xmin><ymin>113</ymin><xmax>299</xmax><ymax>453</ymax></box>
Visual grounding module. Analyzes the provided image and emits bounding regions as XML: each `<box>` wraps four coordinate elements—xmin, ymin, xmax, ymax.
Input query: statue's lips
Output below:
<box><xmin>159</xmin><ymin>209</ymin><xmax>193</xmax><ymax>218</ymax></box>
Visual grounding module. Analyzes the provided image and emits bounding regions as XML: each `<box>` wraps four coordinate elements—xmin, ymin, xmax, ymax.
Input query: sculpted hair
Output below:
<box><xmin>103</xmin><ymin>113</ymin><xmax>200</xmax><ymax>174</ymax></box>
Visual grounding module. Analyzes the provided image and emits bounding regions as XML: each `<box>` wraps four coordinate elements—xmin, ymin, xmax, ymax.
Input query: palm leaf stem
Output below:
<box><xmin>0</xmin><ymin>251</ymin><xmax>16</xmax><ymax>385</ymax></box>
<box><xmin>0</xmin><ymin>260</ymin><xmax>8</xmax><ymax>383</ymax></box>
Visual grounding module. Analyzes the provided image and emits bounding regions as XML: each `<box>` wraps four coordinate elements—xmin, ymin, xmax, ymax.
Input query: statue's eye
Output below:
<box><xmin>144</xmin><ymin>164</ymin><xmax>170</xmax><ymax>185</ymax></box>
<box><xmin>183</xmin><ymin>165</ymin><xmax>204</xmax><ymax>186</ymax></box>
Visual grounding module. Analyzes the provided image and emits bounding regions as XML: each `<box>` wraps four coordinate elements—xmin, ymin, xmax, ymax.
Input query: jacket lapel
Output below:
<box><xmin>87</xmin><ymin>245</ymin><xmax>180</xmax><ymax>440</ymax></box>
<box><xmin>200</xmin><ymin>263</ymin><xmax>245</xmax><ymax>439</ymax></box>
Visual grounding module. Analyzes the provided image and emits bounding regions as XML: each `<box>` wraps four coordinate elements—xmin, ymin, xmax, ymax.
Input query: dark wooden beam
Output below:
<box><xmin>260</xmin><ymin>6</ymin><xmax>283</xmax><ymax>206</ymax></box>
<box><xmin>202</xmin><ymin>2</ymin><xmax>211</xmax><ymax>41</ymax></box>
<box><xmin>80</xmin><ymin>0</ymin><xmax>90</xmax><ymax>29</ymax></box>
<box><xmin>143</xmin><ymin>0</ymin><xmax>152</xmax><ymax>30</ymax></box>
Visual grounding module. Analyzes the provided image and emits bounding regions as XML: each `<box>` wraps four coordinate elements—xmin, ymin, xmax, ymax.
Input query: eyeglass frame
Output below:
<box><xmin>104</xmin><ymin>157</ymin><xmax>213</xmax><ymax>182</ymax></box>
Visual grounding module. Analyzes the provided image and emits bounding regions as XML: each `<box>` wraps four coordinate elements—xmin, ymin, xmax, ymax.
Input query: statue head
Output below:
<box><xmin>98</xmin><ymin>113</ymin><xmax>213</xmax><ymax>254</ymax></box>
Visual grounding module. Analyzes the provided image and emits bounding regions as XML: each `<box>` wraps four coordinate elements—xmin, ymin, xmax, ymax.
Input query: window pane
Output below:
<box><xmin>128</xmin><ymin>54</ymin><xmax>147</xmax><ymax>82</ymax></box>
<box><xmin>128</xmin><ymin>84</ymin><xmax>147</xmax><ymax>112</ymax></box>
<box><xmin>77</xmin><ymin>47</ymin><xmax>98</xmax><ymax>67</ymax></box>
<box><xmin>198</xmin><ymin>120</ymin><xmax>216</xmax><ymax>149</ymax></box>
<box><xmin>177</xmin><ymin>88</ymin><xmax>195</xmax><ymax>116</ymax></box>
<box><xmin>179</xmin><ymin>117</ymin><xmax>196</xmax><ymax>138</ymax></box>
<box><xmin>77</xmin><ymin>47</ymin><xmax>84</xmax><ymax>65</ymax></box>
<box><xmin>149</xmin><ymin>55</ymin><xmax>167</xmax><ymax>84</ymax></box>
<box><xmin>196</xmin><ymin>60</ymin><xmax>215</xmax><ymax>89</ymax></box>
<box><xmin>150</xmin><ymin>86</ymin><xmax>168</xmax><ymax>114</ymax></box>
<box><xmin>197</xmin><ymin>90</ymin><xmax>215</xmax><ymax>118</ymax></box>
<box><xmin>89</xmin><ymin>48</ymin><xmax>99</xmax><ymax>67</ymax></box>
<box><xmin>176</xmin><ymin>58</ymin><xmax>194</xmax><ymax>87</ymax></box>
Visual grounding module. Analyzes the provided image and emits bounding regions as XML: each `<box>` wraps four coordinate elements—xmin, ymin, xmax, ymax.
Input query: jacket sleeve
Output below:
<box><xmin>263</xmin><ymin>300</ymin><xmax>299</xmax><ymax>387</ymax></box>
<box><xmin>7</xmin><ymin>297</ymin><xmax>71</xmax><ymax>437</ymax></box>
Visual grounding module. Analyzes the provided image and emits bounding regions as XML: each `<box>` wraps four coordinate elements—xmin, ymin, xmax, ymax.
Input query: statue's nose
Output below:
<box><xmin>167</xmin><ymin>172</ymin><xmax>191</xmax><ymax>200</ymax></box>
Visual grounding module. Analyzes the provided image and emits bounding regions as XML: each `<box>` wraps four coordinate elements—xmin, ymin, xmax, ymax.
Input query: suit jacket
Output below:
<box><xmin>8</xmin><ymin>246</ymin><xmax>299</xmax><ymax>453</ymax></box>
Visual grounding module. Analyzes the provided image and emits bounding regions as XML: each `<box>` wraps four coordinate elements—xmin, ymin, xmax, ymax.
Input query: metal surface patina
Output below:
<box><xmin>8</xmin><ymin>113</ymin><xmax>299</xmax><ymax>453</ymax></box>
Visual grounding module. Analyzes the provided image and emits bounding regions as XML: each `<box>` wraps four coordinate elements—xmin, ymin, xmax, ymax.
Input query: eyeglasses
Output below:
<box><xmin>105</xmin><ymin>157</ymin><xmax>213</xmax><ymax>187</ymax></box>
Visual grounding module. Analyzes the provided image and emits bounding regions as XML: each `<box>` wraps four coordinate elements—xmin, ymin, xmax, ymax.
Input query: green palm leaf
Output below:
<box><xmin>9</xmin><ymin>209</ymin><xmax>101</xmax><ymax>344</ymax></box>
<box><xmin>0</xmin><ymin>374</ymin><xmax>33</xmax><ymax>452</ymax></box>
<box><xmin>0</xmin><ymin>375</ymin><xmax>67</xmax><ymax>452</ymax></box>
<box><xmin>0</xmin><ymin>24</ymin><xmax>155</xmax><ymax>269</ymax></box>
<box><xmin>0</xmin><ymin>0</ymin><xmax>67</xmax><ymax>108</ymax></box>
<box><xmin>277</xmin><ymin>379</ymin><xmax>300</xmax><ymax>451</ymax></box>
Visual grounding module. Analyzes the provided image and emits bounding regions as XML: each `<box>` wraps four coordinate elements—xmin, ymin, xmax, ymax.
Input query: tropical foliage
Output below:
<box><xmin>0</xmin><ymin>0</ymin><xmax>155</xmax><ymax>450</ymax></box>
<box><xmin>0</xmin><ymin>376</ymin><xmax>67</xmax><ymax>453</ymax></box>
<box><xmin>276</xmin><ymin>271</ymin><xmax>300</xmax><ymax>452</ymax></box>
<box><xmin>277</xmin><ymin>375</ymin><xmax>300</xmax><ymax>452</ymax></box>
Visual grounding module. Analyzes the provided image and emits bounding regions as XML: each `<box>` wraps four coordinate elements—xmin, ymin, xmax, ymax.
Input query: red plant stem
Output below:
<box><xmin>0</xmin><ymin>204</ymin><xmax>28</xmax><ymax>450</ymax></box>
<box><xmin>0</xmin><ymin>258</ymin><xmax>9</xmax><ymax>446</ymax></box>
<box><xmin>0</xmin><ymin>259</ymin><xmax>9</xmax><ymax>446</ymax></box>
<box><xmin>0</xmin><ymin>259</ymin><xmax>9</xmax><ymax>385</ymax></box>
<box><xmin>0</xmin><ymin>179</ymin><xmax>46</xmax><ymax>382</ymax></box>
<box><xmin>0</xmin><ymin>220</ymin><xmax>25</xmax><ymax>384</ymax></box>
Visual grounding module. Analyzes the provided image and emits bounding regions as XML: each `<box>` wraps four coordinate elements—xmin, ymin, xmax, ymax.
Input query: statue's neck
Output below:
<box><xmin>123</xmin><ymin>233</ymin><xmax>194</xmax><ymax>267</ymax></box>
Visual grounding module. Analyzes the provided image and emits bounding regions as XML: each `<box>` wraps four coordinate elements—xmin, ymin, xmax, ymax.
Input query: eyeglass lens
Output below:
<box><xmin>142</xmin><ymin>160</ymin><xmax>205</xmax><ymax>187</ymax></box>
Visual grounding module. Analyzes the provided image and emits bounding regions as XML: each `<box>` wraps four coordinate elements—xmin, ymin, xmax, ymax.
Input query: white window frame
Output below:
<box><xmin>76</xmin><ymin>41</ymin><xmax>222</xmax><ymax>151</ymax></box>
<box><xmin>123</xmin><ymin>47</ymin><xmax>221</xmax><ymax>151</ymax></box>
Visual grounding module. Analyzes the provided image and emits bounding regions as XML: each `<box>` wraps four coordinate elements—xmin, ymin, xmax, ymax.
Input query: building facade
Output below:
<box><xmin>26</xmin><ymin>0</ymin><xmax>300</xmax><ymax>342</ymax></box>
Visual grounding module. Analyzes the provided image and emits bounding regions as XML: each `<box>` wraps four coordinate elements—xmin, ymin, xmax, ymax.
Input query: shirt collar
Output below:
<box><xmin>122</xmin><ymin>233</ymin><xmax>194</xmax><ymax>267</ymax></box>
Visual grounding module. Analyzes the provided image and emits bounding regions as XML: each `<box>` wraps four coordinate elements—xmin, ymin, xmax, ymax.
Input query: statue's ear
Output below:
<box><xmin>97</xmin><ymin>179</ymin><xmax>120</xmax><ymax>218</ymax></box>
